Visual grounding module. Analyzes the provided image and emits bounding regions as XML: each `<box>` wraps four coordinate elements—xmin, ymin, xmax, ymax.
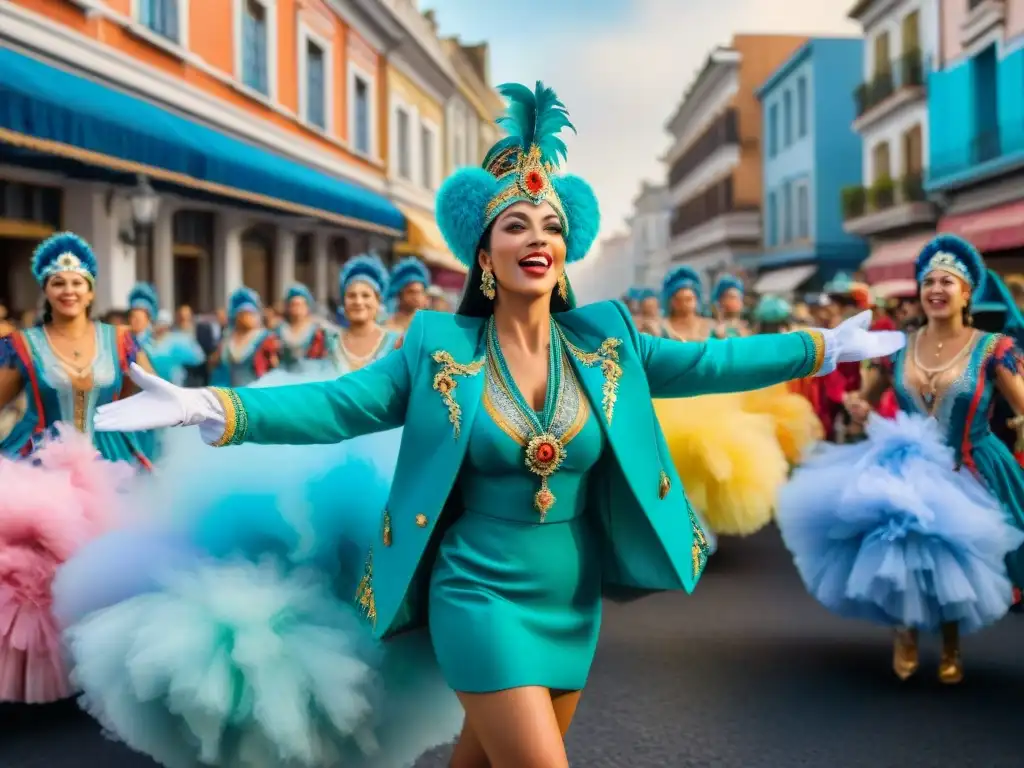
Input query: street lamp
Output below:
<box><xmin>130</xmin><ymin>175</ymin><xmax>160</xmax><ymax>283</ymax></box>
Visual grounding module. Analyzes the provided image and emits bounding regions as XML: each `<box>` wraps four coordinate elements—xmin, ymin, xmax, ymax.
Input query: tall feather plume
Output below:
<box><xmin>487</xmin><ymin>81</ymin><xmax>576</xmax><ymax>170</ymax></box>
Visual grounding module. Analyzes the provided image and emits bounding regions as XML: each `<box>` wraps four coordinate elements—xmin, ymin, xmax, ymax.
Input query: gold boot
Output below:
<box><xmin>892</xmin><ymin>627</ymin><xmax>919</xmax><ymax>680</ymax></box>
<box><xmin>938</xmin><ymin>622</ymin><xmax>963</xmax><ymax>684</ymax></box>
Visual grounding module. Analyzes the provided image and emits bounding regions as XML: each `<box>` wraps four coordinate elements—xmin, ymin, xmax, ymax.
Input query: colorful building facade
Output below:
<box><xmin>0</xmin><ymin>0</ymin><xmax>408</xmax><ymax>313</ymax></box>
<box><xmin>755</xmin><ymin>37</ymin><xmax>869</xmax><ymax>295</ymax></box>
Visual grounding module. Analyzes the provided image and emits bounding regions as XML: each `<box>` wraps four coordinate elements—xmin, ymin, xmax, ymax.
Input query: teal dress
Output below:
<box><xmin>893</xmin><ymin>329</ymin><xmax>1024</xmax><ymax>583</ymax></box>
<box><xmin>429</xmin><ymin>324</ymin><xmax>605</xmax><ymax>692</ymax></box>
<box><xmin>0</xmin><ymin>323</ymin><xmax>151</xmax><ymax>466</ymax></box>
<box><xmin>210</xmin><ymin>329</ymin><xmax>278</xmax><ymax>387</ymax></box>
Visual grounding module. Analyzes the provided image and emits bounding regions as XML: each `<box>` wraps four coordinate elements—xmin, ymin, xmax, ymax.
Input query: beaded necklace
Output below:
<box><xmin>485</xmin><ymin>315</ymin><xmax>566</xmax><ymax>521</ymax></box>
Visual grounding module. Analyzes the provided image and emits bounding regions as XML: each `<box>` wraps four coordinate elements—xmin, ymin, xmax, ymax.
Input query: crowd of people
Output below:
<box><xmin>0</xmin><ymin>79</ymin><xmax>1021</xmax><ymax>768</ymax></box>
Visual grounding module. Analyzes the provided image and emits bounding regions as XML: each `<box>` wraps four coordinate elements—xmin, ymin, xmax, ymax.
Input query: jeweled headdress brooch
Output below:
<box><xmin>436</xmin><ymin>81</ymin><xmax>600</xmax><ymax>268</ymax></box>
<box><xmin>31</xmin><ymin>232</ymin><xmax>98</xmax><ymax>286</ymax></box>
<box><xmin>915</xmin><ymin>233</ymin><xmax>984</xmax><ymax>288</ymax></box>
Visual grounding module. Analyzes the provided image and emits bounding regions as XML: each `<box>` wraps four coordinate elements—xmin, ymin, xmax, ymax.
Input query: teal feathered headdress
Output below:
<box><xmin>915</xmin><ymin>233</ymin><xmax>985</xmax><ymax>289</ymax></box>
<box><xmin>228</xmin><ymin>287</ymin><xmax>262</xmax><ymax>323</ymax></box>
<box><xmin>712</xmin><ymin>274</ymin><xmax>743</xmax><ymax>304</ymax></box>
<box><xmin>127</xmin><ymin>282</ymin><xmax>159</xmax><ymax>317</ymax></box>
<box><xmin>387</xmin><ymin>257</ymin><xmax>430</xmax><ymax>300</ymax></box>
<box><xmin>32</xmin><ymin>232</ymin><xmax>98</xmax><ymax>286</ymax></box>
<box><xmin>284</xmin><ymin>283</ymin><xmax>314</xmax><ymax>306</ymax></box>
<box><xmin>436</xmin><ymin>81</ymin><xmax>600</xmax><ymax>268</ymax></box>
<box><xmin>662</xmin><ymin>265</ymin><xmax>704</xmax><ymax>311</ymax></box>
<box><xmin>341</xmin><ymin>253</ymin><xmax>389</xmax><ymax>297</ymax></box>
<box><xmin>753</xmin><ymin>295</ymin><xmax>792</xmax><ymax>324</ymax></box>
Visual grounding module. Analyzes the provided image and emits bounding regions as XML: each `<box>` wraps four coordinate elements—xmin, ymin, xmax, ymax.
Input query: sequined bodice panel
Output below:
<box><xmin>276</xmin><ymin>321</ymin><xmax>319</xmax><ymax>371</ymax></box>
<box><xmin>893</xmin><ymin>330</ymin><xmax>998</xmax><ymax>454</ymax></box>
<box><xmin>218</xmin><ymin>329</ymin><xmax>270</xmax><ymax>386</ymax></box>
<box><xmin>458</xmin><ymin>347</ymin><xmax>604</xmax><ymax>524</ymax></box>
<box><xmin>332</xmin><ymin>329</ymin><xmax>398</xmax><ymax>374</ymax></box>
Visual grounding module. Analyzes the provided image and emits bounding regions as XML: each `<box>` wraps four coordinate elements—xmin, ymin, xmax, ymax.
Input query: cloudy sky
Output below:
<box><xmin>422</xmin><ymin>0</ymin><xmax>859</xmax><ymax>242</ymax></box>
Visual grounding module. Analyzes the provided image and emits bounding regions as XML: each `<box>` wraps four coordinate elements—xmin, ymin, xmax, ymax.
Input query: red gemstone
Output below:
<box><xmin>525</xmin><ymin>171</ymin><xmax>544</xmax><ymax>193</ymax></box>
<box><xmin>536</xmin><ymin>442</ymin><xmax>556</xmax><ymax>462</ymax></box>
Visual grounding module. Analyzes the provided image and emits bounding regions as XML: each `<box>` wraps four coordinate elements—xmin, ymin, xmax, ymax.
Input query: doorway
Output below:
<box><xmin>240</xmin><ymin>224</ymin><xmax>277</xmax><ymax>301</ymax></box>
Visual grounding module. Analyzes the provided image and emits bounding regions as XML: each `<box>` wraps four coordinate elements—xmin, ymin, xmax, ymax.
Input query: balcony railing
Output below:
<box><xmin>929</xmin><ymin>126</ymin><xmax>1024</xmax><ymax>185</ymax></box>
<box><xmin>840</xmin><ymin>172</ymin><xmax>926</xmax><ymax>220</ymax></box>
<box><xmin>669</xmin><ymin>176</ymin><xmax>758</xmax><ymax>237</ymax></box>
<box><xmin>853</xmin><ymin>49</ymin><xmax>925</xmax><ymax>117</ymax></box>
<box><xmin>668</xmin><ymin>109</ymin><xmax>739</xmax><ymax>188</ymax></box>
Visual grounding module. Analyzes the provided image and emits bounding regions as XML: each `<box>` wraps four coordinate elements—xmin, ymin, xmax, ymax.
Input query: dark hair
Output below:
<box><xmin>455</xmin><ymin>222</ymin><xmax>574</xmax><ymax>317</ymax></box>
<box><xmin>962</xmin><ymin>303</ymin><xmax>972</xmax><ymax>327</ymax></box>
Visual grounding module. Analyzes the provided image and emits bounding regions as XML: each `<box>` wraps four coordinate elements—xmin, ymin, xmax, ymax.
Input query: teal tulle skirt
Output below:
<box><xmin>52</xmin><ymin>369</ymin><xmax>462</xmax><ymax>768</ymax></box>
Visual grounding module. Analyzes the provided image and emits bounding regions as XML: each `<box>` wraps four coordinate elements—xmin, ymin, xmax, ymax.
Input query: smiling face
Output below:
<box><xmin>920</xmin><ymin>269</ymin><xmax>970</xmax><ymax>322</ymax></box>
<box><xmin>44</xmin><ymin>272</ymin><xmax>94</xmax><ymax>321</ymax></box>
<box><xmin>480</xmin><ymin>201</ymin><xmax>566</xmax><ymax>303</ymax></box>
<box><xmin>670</xmin><ymin>287</ymin><xmax>699</xmax><ymax>318</ymax></box>
<box><xmin>719</xmin><ymin>288</ymin><xmax>743</xmax><ymax>315</ymax></box>
<box><xmin>128</xmin><ymin>308</ymin><xmax>150</xmax><ymax>335</ymax></box>
<box><xmin>286</xmin><ymin>295</ymin><xmax>309</xmax><ymax>322</ymax></box>
<box><xmin>235</xmin><ymin>308</ymin><xmax>260</xmax><ymax>331</ymax></box>
<box><xmin>399</xmin><ymin>281</ymin><xmax>427</xmax><ymax>313</ymax></box>
<box><xmin>344</xmin><ymin>279</ymin><xmax>380</xmax><ymax>325</ymax></box>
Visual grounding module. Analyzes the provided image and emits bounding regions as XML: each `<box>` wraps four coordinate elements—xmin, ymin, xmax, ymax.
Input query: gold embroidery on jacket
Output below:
<box><xmin>559</xmin><ymin>332</ymin><xmax>622</xmax><ymax>423</ymax></box>
<box><xmin>431</xmin><ymin>350</ymin><xmax>485</xmax><ymax>438</ymax></box>
<box><xmin>355</xmin><ymin>548</ymin><xmax>376</xmax><ymax>627</ymax></box>
<box><xmin>805</xmin><ymin>330</ymin><xmax>827</xmax><ymax>376</ymax></box>
<box><xmin>382</xmin><ymin>510</ymin><xmax>392</xmax><ymax>546</ymax></box>
<box><xmin>690</xmin><ymin>507</ymin><xmax>710</xmax><ymax>579</ymax></box>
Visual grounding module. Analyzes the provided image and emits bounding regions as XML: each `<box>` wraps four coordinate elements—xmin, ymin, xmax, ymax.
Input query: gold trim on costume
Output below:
<box><xmin>483</xmin><ymin>144</ymin><xmax>567</xmax><ymax>227</ymax></box>
<box><xmin>559</xmin><ymin>331</ymin><xmax>623</xmax><ymax>423</ymax></box>
<box><xmin>805</xmin><ymin>330</ymin><xmax>827</xmax><ymax>376</ymax></box>
<box><xmin>382</xmin><ymin>510</ymin><xmax>392</xmax><ymax>546</ymax></box>
<box><xmin>355</xmin><ymin>548</ymin><xmax>376</xmax><ymax>627</ymax></box>
<box><xmin>658</xmin><ymin>470</ymin><xmax>671</xmax><ymax>500</ymax></box>
<box><xmin>690</xmin><ymin>508</ymin><xmax>710</xmax><ymax>579</ymax></box>
<box><xmin>431</xmin><ymin>350</ymin><xmax>485</xmax><ymax>438</ymax></box>
<box><xmin>208</xmin><ymin>387</ymin><xmax>246</xmax><ymax>446</ymax></box>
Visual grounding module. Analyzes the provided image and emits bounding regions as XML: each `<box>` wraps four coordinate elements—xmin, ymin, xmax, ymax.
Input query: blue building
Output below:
<box><xmin>927</xmin><ymin>10</ymin><xmax>1024</xmax><ymax>269</ymax></box>
<box><xmin>753</xmin><ymin>37</ymin><xmax>869</xmax><ymax>295</ymax></box>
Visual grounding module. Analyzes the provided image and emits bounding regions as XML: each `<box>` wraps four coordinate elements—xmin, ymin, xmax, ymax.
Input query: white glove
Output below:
<box><xmin>815</xmin><ymin>310</ymin><xmax>905</xmax><ymax>377</ymax></box>
<box><xmin>94</xmin><ymin>363</ymin><xmax>227</xmax><ymax>443</ymax></box>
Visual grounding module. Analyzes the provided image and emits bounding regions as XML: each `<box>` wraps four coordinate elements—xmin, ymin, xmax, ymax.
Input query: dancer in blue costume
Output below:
<box><xmin>711</xmin><ymin>274</ymin><xmax>750</xmax><ymax>338</ymax></box>
<box><xmin>659</xmin><ymin>265</ymin><xmax>712</xmax><ymax>342</ymax></box>
<box><xmin>0</xmin><ymin>233</ymin><xmax>153</xmax><ymax>466</ymax></box>
<box><xmin>777</xmin><ymin>234</ymin><xmax>1024</xmax><ymax>685</ymax></box>
<box><xmin>80</xmin><ymin>82</ymin><xmax>901</xmax><ymax>767</ymax></box>
<box><xmin>327</xmin><ymin>254</ymin><xmax>401</xmax><ymax>375</ymax></box>
<box><xmin>209</xmin><ymin>287</ymin><xmax>280</xmax><ymax>387</ymax></box>
<box><xmin>383</xmin><ymin>257</ymin><xmax>430</xmax><ymax>335</ymax></box>
<box><xmin>274</xmin><ymin>283</ymin><xmax>334</xmax><ymax>373</ymax></box>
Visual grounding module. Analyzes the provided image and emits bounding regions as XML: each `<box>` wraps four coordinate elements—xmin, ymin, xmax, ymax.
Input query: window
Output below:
<box><xmin>783</xmin><ymin>90</ymin><xmax>792</xmax><ymax>146</ymax></box>
<box><xmin>796</xmin><ymin>77</ymin><xmax>807</xmax><ymax>138</ymax></box>
<box><xmin>873</xmin><ymin>31</ymin><xmax>891</xmax><ymax>77</ymax></box>
<box><xmin>901</xmin><ymin>10</ymin><xmax>920</xmax><ymax>54</ymax></box>
<box><xmin>796</xmin><ymin>182</ymin><xmax>809</xmax><ymax>239</ymax></box>
<box><xmin>139</xmin><ymin>0</ymin><xmax>180</xmax><ymax>42</ymax></box>
<box><xmin>902</xmin><ymin>124</ymin><xmax>923</xmax><ymax>175</ymax></box>
<box><xmin>242</xmin><ymin>0</ymin><xmax>269</xmax><ymax>95</ymax></box>
<box><xmin>421</xmin><ymin>123</ymin><xmax>435</xmax><ymax>189</ymax></box>
<box><xmin>396</xmin><ymin>107</ymin><xmax>411</xmax><ymax>180</ymax></box>
<box><xmin>766</xmin><ymin>191</ymin><xmax>777</xmax><ymax>247</ymax></box>
<box><xmin>304</xmin><ymin>39</ymin><xmax>326</xmax><ymax>129</ymax></box>
<box><xmin>872</xmin><ymin>141</ymin><xmax>891</xmax><ymax>181</ymax></box>
<box><xmin>768</xmin><ymin>103</ymin><xmax>778</xmax><ymax>157</ymax></box>
<box><xmin>782</xmin><ymin>181</ymin><xmax>792</xmax><ymax>243</ymax></box>
<box><xmin>352</xmin><ymin>75</ymin><xmax>371</xmax><ymax>155</ymax></box>
<box><xmin>972</xmin><ymin>45</ymin><xmax>999</xmax><ymax>161</ymax></box>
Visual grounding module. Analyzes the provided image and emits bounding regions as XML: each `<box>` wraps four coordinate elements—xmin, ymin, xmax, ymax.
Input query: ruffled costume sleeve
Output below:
<box><xmin>986</xmin><ymin>333</ymin><xmax>1024</xmax><ymax>378</ymax></box>
<box><xmin>0</xmin><ymin>334</ymin><xmax>28</xmax><ymax>376</ymax></box>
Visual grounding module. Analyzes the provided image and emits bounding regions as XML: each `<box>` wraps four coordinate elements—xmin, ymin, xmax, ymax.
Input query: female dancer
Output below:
<box><xmin>274</xmin><ymin>283</ymin><xmax>332</xmax><ymax>373</ymax></box>
<box><xmin>208</xmin><ymin>286</ymin><xmax>279</xmax><ymax>386</ymax></box>
<box><xmin>329</xmin><ymin>254</ymin><xmax>400</xmax><ymax>374</ymax></box>
<box><xmin>654</xmin><ymin>266</ymin><xmax>789</xmax><ymax>537</ymax></box>
<box><xmin>0</xmin><ymin>233</ymin><xmax>150</xmax><ymax>703</ymax></box>
<box><xmin>778</xmin><ymin>234</ymin><xmax>1024</xmax><ymax>684</ymax></box>
<box><xmin>384</xmin><ymin>257</ymin><xmax>430</xmax><ymax>334</ymax></box>
<box><xmin>75</xmin><ymin>82</ymin><xmax>900</xmax><ymax>767</ymax></box>
<box><xmin>711</xmin><ymin>274</ymin><xmax>750</xmax><ymax>338</ymax></box>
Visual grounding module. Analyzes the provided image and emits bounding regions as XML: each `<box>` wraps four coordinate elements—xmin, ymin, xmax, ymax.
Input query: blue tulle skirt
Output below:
<box><xmin>53</xmin><ymin>369</ymin><xmax>463</xmax><ymax>768</ymax></box>
<box><xmin>777</xmin><ymin>412</ymin><xmax>1024</xmax><ymax>634</ymax></box>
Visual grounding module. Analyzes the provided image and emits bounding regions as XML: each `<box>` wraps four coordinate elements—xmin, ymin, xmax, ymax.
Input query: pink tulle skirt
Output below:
<box><xmin>0</xmin><ymin>426</ymin><xmax>131</xmax><ymax>703</ymax></box>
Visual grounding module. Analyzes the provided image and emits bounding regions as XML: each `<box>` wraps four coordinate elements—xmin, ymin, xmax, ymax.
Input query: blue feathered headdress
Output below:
<box><xmin>436</xmin><ymin>81</ymin><xmax>600</xmax><ymax>268</ymax></box>
<box><xmin>387</xmin><ymin>257</ymin><xmax>430</xmax><ymax>300</ymax></box>
<box><xmin>228</xmin><ymin>287</ymin><xmax>262</xmax><ymax>323</ymax></box>
<box><xmin>753</xmin><ymin>295</ymin><xmax>792</xmax><ymax>324</ymax></box>
<box><xmin>712</xmin><ymin>274</ymin><xmax>744</xmax><ymax>304</ymax></box>
<box><xmin>284</xmin><ymin>283</ymin><xmax>314</xmax><ymax>306</ymax></box>
<box><xmin>127</xmin><ymin>282</ymin><xmax>159</xmax><ymax>317</ymax></box>
<box><xmin>340</xmin><ymin>253</ymin><xmax>389</xmax><ymax>297</ymax></box>
<box><xmin>661</xmin><ymin>265</ymin><xmax>704</xmax><ymax>311</ymax></box>
<box><xmin>32</xmin><ymin>232</ymin><xmax>98</xmax><ymax>286</ymax></box>
<box><xmin>915</xmin><ymin>233</ymin><xmax>985</xmax><ymax>289</ymax></box>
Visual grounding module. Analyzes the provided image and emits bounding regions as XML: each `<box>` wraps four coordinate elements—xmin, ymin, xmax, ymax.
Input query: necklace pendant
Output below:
<box><xmin>524</xmin><ymin>433</ymin><xmax>566</xmax><ymax>522</ymax></box>
<box><xmin>534</xmin><ymin>479</ymin><xmax>554</xmax><ymax>523</ymax></box>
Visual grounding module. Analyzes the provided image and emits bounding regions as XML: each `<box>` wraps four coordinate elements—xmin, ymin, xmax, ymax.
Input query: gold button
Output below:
<box><xmin>415</xmin><ymin>513</ymin><xmax>428</xmax><ymax>527</ymax></box>
<box><xmin>658</xmin><ymin>471</ymin><xmax>670</xmax><ymax>500</ymax></box>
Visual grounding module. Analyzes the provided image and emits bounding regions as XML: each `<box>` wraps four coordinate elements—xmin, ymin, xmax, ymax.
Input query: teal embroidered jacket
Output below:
<box><xmin>210</xmin><ymin>300</ymin><xmax>826</xmax><ymax>638</ymax></box>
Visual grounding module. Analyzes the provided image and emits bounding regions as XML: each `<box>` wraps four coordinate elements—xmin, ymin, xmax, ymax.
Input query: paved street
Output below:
<box><xmin>3</xmin><ymin>527</ymin><xmax>1021</xmax><ymax>767</ymax></box>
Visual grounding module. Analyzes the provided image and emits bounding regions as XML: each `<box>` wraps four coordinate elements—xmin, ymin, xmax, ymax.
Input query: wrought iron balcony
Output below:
<box><xmin>668</xmin><ymin>109</ymin><xmax>739</xmax><ymax>188</ymax></box>
<box><xmin>853</xmin><ymin>49</ymin><xmax>925</xmax><ymax>119</ymax></box>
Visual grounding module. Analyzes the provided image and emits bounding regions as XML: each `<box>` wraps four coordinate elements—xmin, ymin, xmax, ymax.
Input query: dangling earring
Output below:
<box><xmin>480</xmin><ymin>265</ymin><xmax>496</xmax><ymax>300</ymax></box>
<box><xmin>557</xmin><ymin>271</ymin><xmax>568</xmax><ymax>302</ymax></box>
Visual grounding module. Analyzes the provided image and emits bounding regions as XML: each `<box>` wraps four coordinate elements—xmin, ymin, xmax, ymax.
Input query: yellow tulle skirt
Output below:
<box><xmin>654</xmin><ymin>385</ymin><xmax>821</xmax><ymax>537</ymax></box>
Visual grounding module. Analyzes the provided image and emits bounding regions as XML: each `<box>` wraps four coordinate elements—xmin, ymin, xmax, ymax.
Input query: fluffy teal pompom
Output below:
<box><xmin>436</xmin><ymin>167</ymin><xmax>500</xmax><ymax>268</ymax></box>
<box><xmin>552</xmin><ymin>175</ymin><xmax>600</xmax><ymax>264</ymax></box>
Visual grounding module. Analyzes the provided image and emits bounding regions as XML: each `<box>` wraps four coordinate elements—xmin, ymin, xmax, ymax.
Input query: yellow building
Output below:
<box><xmin>441</xmin><ymin>38</ymin><xmax>504</xmax><ymax>171</ymax></box>
<box><xmin>383</xmin><ymin>6</ymin><xmax>465</xmax><ymax>286</ymax></box>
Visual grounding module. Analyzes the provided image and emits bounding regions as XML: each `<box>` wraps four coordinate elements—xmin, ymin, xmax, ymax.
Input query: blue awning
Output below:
<box><xmin>0</xmin><ymin>46</ymin><xmax>405</xmax><ymax>236</ymax></box>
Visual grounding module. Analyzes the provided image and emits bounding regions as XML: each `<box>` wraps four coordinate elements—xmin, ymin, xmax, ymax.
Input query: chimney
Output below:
<box><xmin>461</xmin><ymin>42</ymin><xmax>489</xmax><ymax>82</ymax></box>
<box><xmin>422</xmin><ymin>8</ymin><xmax>438</xmax><ymax>34</ymax></box>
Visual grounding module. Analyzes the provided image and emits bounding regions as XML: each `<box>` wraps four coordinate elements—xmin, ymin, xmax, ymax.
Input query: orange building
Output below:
<box><xmin>662</xmin><ymin>35</ymin><xmax>808</xmax><ymax>282</ymax></box>
<box><xmin>0</xmin><ymin>0</ymin><xmax>410</xmax><ymax>313</ymax></box>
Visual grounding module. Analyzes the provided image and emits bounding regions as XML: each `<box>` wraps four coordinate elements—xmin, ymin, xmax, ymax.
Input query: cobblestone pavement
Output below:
<box><xmin>3</xmin><ymin>527</ymin><xmax>1020</xmax><ymax>767</ymax></box>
